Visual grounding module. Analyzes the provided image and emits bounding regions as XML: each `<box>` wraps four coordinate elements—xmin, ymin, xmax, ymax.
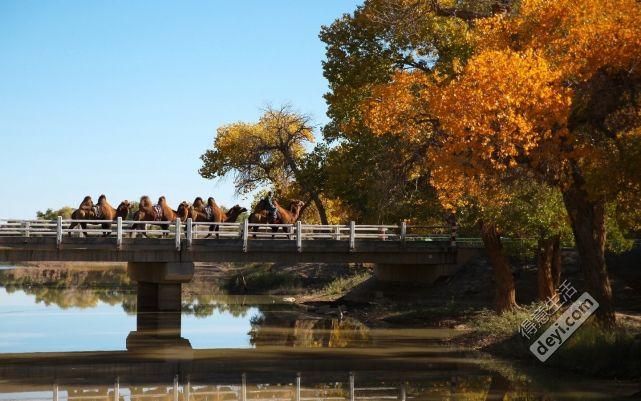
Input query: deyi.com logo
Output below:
<box><xmin>530</xmin><ymin>292</ymin><xmax>599</xmax><ymax>362</ymax></box>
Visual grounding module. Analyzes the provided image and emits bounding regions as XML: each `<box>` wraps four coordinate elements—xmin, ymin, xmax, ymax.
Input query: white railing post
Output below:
<box><xmin>334</xmin><ymin>225</ymin><xmax>341</xmax><ymax>240</ymax></box>
<box><xmin>53</xmin><ymin>383</ymin><xmax>59</xmax><ymax>401</ymax></box>
<box><xmin>173</xmin><ymin>374</ymin><xmax>179</xmax><ymax>401</ymax></box>
<box><xmin>241</xmin><ymin>373</ymin><xmax>247</xmax><ymax>401</ymax></box>
<box><xmin>113</xmin><ymin>377</ymin><xmax>120</xmax><ymax>401</ymax></box>
<box><xmin>25</xmin><ymin>220</ymin><xmax>30</xmax><ymax>238</ymax></box>
<box><xmin>185</xmin><ymin>377</ymin><xmax>191</xmax><ymax>401</ymax></box>
<box><xmin>349</xmin><ymin>372</ymin><xmax>355</xmax><ymax>401</ymax></box>
<box><xmin>175</xmin><ymin>218</ymin><xmax>181</xmax><ymax>251</ymax></box>
<box><xmin>399</xmin><ymin>384</ymin><xmax>406</xmax><ymax>401</ymax></box>
<box><xmin>56</xmin><ymin>216</ymin><xmax>62</xmax><ymax>248</ymax></box>
<box><xmin>116</xmin><ymin>217</ymin><xmax>123</xmax><ymax>249</ymax></box>
<box><xmin>349</xmin><ymin>221</ymin><xmax>355</xmax><ymax>251</ymax></box>
<box><xmin>242</xmin><ymin>219</ymin><xmax>249</xmax><ymax>253</ymax></box>
<box><xmin>186</xmin><ymin>218</ymin><xmax>193</xmax><ymax>249</ymax></box>
<box><xmin>400</xmin><ymin>221</ymin><xmax>406</xmax><ymax>242</ymax></box>
<box><xmin>296</xmin><ymin>221</ymin><xmax>302</xmax><ymax>252</ymax></box>
<box><xmin>295</xmin><ymin>373</ymin><xmax>301</xmax><ymax>401</ymax></box>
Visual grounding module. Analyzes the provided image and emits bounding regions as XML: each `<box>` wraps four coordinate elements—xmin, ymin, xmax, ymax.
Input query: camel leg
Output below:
<box><xmin>271</xmin><ymin>226</ymin><xmax>278</xmax><ymax>240</ymax></box>
<box><xmin>102</xmin><ymin>223</ymin><xmax>111</xmax><ymax>237</ymax></box>
<box><xmin>68</xmin><ymin>221</ymin><xmax>77</xmax><ymax>237</ymax></box>
<box><xmin>81</xmin><ymin>222</ymin><xmax>88</xmax><ymax>237</ymax></box>
<box><xmin>215</xmin><ymin>224</ymin><xmax>220</xmax><ymax>239</ymax></box>
<box><xmin>252</xmin><ymin>226</ymin><xmax>258</xmax><ymax>239</ymax></box>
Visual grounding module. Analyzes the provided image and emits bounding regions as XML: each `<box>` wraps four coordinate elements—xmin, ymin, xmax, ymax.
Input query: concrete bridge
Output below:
<box><xmin>0</xmin><ymin>218</ymin><xmax>459</xmax><ymax>313</ymax></box>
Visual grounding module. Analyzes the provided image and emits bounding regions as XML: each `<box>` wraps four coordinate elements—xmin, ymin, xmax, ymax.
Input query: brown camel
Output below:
<box><xmin>189</xmin><ymin>197</ymin><xmax>247</xmax><ymax>238</ymax></box>
<box><xmin>69</xmin><ymin>196</ymin><xmax>94</xmax><ymax>236</ymax></box>
<box><xmin>93</xmin><ymin>195</ymin><xmax>132</xmax><ymax>236</ymax></box>
<box><xmin>249</xmin><ymin>199</ymin><xmax>305</xmax><ymax>238</ymax></box>
<box><xmin>132</xmin><ymin>196</ymin><xmax>190</xmax><ymax>237</ymax></box>
<box><xmin>69</xmin><ymin>195</ymin><xmax>131</xmax><ymax>237</ymax></box>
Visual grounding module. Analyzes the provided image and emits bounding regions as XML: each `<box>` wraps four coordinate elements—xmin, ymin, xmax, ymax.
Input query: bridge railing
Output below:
<box><xmin>39</xmin><ymin>372</ymin><xmax>405</xmax><ymax>401</ymax></box>
<box><xmin>0</xmin><ymin>218</ymin><xmax>457</xmax><ymax>252</ymax></box>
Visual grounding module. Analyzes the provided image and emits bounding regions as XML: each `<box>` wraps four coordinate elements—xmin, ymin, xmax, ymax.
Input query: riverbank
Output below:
<box><xmin>234</xmin><ymin>252</ymin><xmax>641</xmax><ymax>381</ymax></box>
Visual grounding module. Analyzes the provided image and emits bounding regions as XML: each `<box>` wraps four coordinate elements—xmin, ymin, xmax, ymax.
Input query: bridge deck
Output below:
<box><xmin>0</xmin><ymin>236</ymin><xmax>455</xmax><ymax>264</ymax></box>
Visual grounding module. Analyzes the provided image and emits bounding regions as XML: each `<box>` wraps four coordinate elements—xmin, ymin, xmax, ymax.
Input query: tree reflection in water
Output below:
<box><xmin>249</xmin><ymin>309</ymin><xmax>370</xmax><ymax>348</ymax></box>
<box><xmin>0</xmin><ymin>267</ymin><xmax>256</xmax><ymax>317</ymax></box>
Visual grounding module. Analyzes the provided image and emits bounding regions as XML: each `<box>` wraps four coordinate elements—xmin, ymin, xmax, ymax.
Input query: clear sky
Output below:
<box><xmin>0</xmin><ymin>1</ymin><xmax>361</xmax><ymax>218</ymax></box>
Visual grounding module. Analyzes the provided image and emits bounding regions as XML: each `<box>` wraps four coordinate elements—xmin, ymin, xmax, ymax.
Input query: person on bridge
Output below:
<box><xmin>264</xmin><ymin>191</ymin><xmax>278</xmax><ymax>223</ymax></box>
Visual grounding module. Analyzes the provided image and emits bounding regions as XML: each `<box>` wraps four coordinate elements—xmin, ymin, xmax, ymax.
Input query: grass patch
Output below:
<box><xmin>225</xmin><ymin>269</ymin><xmax>302</xmax><ymax>294</ymax></box>
<box><xmin>550</xmin><ymin>322</ymin><xmax>641</xmax><ymax>378</ymax></box>
<box><xmin>466</xmin><ymin>303</ymin><xmax>641</xmax><ymax>378</ymax></box>
<box><xmin>320</xmin><ymin>272</ymin><xmax>371</xmax><ymax>297</ymax></box>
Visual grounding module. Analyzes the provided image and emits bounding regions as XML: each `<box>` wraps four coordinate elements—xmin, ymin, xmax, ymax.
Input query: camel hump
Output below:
<box><xmin>139</xmin><ymin>196</ymin><xmax>152</xmax><ymax>208</ymax></box>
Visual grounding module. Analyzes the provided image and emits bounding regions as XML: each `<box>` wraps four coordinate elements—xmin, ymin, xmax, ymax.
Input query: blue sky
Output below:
<box><xmin>0</xmin><ymin>1</ymin><xmax>361</xmax><ymax>218</ymax></box>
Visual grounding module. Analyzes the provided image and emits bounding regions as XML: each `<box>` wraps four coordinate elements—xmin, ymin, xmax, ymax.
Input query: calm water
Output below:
<box><xmin>0</xmin><ymin>266</ymin><xmax>636</xmax><ymax>400</ymax></box>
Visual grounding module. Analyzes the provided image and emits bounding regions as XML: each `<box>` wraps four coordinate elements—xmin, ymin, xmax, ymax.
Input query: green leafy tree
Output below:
<box><xmin>36</xmin><ymin>206</ymin><xmax>74</xmax><ymax>220</ymax></box>
<box><xmin>199</xmin><ymin>105</ymin><xmax>330</xmax><ymax>224</ymax></box>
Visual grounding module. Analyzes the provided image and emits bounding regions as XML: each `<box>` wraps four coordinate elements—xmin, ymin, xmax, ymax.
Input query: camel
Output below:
<box><xmin>189</xmin><ymin>197</ymin><xmax>247</xmax><ymax>238</ymax></box>
<box><xmin>132</xmin><ymin>196</ymin><xmax>190</xmax><ymax>238</ymax></box>
<box><xmin>93</xmin><ymin>195</ymin><xmax>132</xmax><ymax>236</ymax></box>
<box><xmin>248</xmin><ymin>199</ymin><xmax>305</xmax><ymax>238</ymax></box>
<box><xmin>68</xmin><ymin>195</ymin><xmax>131</xmax><ymax>237</ymax></box>
<box><xmin>69</xmin><ymin>196</ymin><xmax>94</xmax><ymax>236</ymax></box>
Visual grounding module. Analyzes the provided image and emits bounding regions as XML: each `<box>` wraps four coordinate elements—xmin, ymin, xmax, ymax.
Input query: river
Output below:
<box><xmin>0</xmin><ymin>266</ymin><xmax>635</xmax><ymax>400</ymax></box>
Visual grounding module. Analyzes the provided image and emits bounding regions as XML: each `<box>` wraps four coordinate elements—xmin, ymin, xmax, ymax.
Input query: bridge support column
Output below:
<box><xmin>374</xmin><ymin>264</ymin><xmax>460</xmax><ymax>284</ymax></box>
<box><xmin>127</xmin><ymin>261</ymin><xmax>195</xmax><ymax>311</ymax></box>
<box><xmin>126</xmin><ymin>262</ymin><xmax>194</xmax><ymax>356</ymax></box>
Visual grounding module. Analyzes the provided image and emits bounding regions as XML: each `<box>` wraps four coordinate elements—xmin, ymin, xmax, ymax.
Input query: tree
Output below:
<box><xmin>36</xmin><ymin>206</ymin><xmax>74</xmax><ymax>220</ymax></box>
<box><xmin>199</xmin><ymin>106</ymin><xmax>330</xmax><ymax>224</ymax></box>
<box><xmin>320</xmin><ymin>0</ymin><xmax>495</xmax><ymax>224</ymax></box>
<box><xmin>360</xmin><ymin>0</ymin><xmax>641</xmax><ymax>324</ymax></box>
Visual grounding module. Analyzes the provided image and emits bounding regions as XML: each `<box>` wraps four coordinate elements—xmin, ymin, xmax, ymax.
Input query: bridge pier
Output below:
<box><xmin>374</xmin><ymin>263</ymin><xmax>460</xmax><ymax>284</ymax></box>
<box><xmin>126</xmin><ymin>262</ymin><xmax>194</xmax><ymax>357</ymax></box>
<box><xmin>127</xmin><ymin>261</ymin><xmax>195</xmax><ymax>312</ymax></box>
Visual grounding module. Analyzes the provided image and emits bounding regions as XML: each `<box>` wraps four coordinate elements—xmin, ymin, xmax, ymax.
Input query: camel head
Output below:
<box><xmin>289</xmin><ymin>200</ymin><xmax>305</xmax><ymax>219</ymax></box>
<box><xmin>289</xmin><ymin>200</ymin><xmax>305</xmax><ymax>212</ymax></box>
<box><xmin>225</xmin><ymin>205</ymin><xmax>248</xmax><ymax>222</ymax></box>
<box><xmin>139</xmin><ymin>195</ymin><xmax>152</xmax><ymax>208</ymax></box>
<box><xmin>177</xmin><ymin>201</ymin><xmax>191</xmax><ymax>221</ymax></box>
<box><xmin>116</xmin><ymin>200</ymin><xmax>131</xmax><ymax>218</ymax></box>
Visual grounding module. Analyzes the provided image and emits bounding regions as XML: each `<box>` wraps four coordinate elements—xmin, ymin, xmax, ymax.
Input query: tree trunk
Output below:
<box><xmin>551</xmin><ymin>235</ymin><xmax>562</xmax><ymax>288</ymax></box>
<box><xmin>480</xmin><ymin>221</ymin><xmax>517</xmax><ymax>313</ymax></box>
<box><xmin>310</xmin><ymin>191</ymin><xmax>329</xmax><ymax>225</ymax></box>
<box><xmin>282</xmin><ymin>150</ymin><xmax>329</xmax><ymax>225</ymax></box>
<box><xmin>537</xmin><ymin>235</ymin><xmax>559</xmax><ymax>301</ymax></box>
<box><xmin>562</xmin><ymin>182</ymin><xmax>614</xmax><ymax>326</ymax></box>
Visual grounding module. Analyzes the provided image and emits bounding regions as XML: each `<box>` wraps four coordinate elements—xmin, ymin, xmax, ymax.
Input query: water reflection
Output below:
<box><xmin>250</xmin><ymin>312</ymin><xmax>370</xmax><ymax>348</ymax></box>
<box><xmin>0</xmin><ymin>370</ymin><xmax>632</xmax><ymax>401</ymax></box>
<box><xmin>0</xmin><ymin>266</ymin><xmax>637</xmax><ymax>400</ymax></box>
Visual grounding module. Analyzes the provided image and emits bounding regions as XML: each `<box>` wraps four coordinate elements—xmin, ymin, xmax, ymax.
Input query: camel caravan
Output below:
<box><xmin>68</xmin><ymin>193</ymin><xmax>305</xmax><ymax>238</ymax></box>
